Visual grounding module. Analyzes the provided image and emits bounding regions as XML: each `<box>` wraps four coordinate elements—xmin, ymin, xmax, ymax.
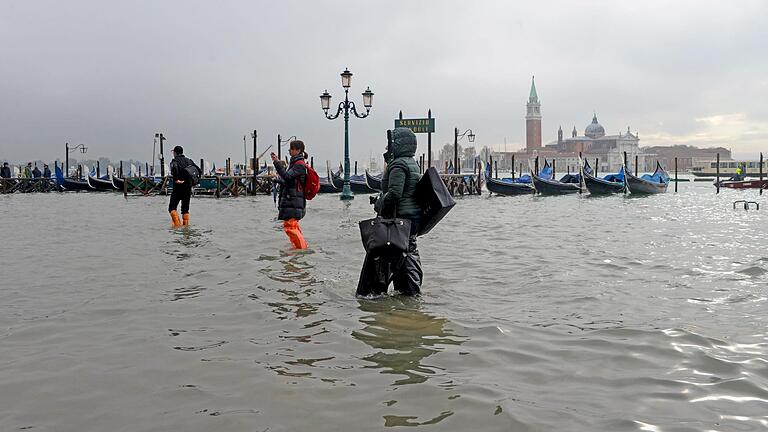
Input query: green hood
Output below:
<box><xmin>390</xmin><ymin>127</ymin><xmax>417</xmax><ymax>158</ymax></box>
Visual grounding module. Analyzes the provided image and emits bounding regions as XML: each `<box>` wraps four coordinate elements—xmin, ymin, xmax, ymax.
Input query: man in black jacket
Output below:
<box><xmin>168</xmin><ymin>146</ymin><xmax>199</xmax><ymax>227</ymax></box>
<box><xmin>43</xmin><ymin>164</ymin><xmax>51</xmax><ymax>178</ymax></box>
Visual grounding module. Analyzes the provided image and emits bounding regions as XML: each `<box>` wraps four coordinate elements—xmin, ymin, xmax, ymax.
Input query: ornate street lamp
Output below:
<box><xmin>277</xmin><ymin>134</ymin><xmax>297</xmax><ymax>160</ymax></box>
<box><xmin>319</xmin><ymin>68</ymin><xmax>374</xmax><ymax>200</ymax></box>
<box><xmin>65</xmin><ymin>142</ymin><xmax>87</xmax><ymax>178</ymax></box>
<box><xmin>454</xmin><ymin>128</ymin><xmax>475</xmax><ymax>174</ymax></box>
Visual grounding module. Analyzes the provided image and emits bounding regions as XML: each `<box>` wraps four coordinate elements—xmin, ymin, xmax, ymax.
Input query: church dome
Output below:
<box><xmin>585</xmin><ymin>114</ymin><xmax>605</xmax><ymax>138</ymax></box>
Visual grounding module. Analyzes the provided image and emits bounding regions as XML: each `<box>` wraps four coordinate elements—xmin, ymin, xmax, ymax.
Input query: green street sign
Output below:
<box><xmin>395</xmin><ymin>118</ymin><xmax>435</xmax><ymax>134</ymax></box>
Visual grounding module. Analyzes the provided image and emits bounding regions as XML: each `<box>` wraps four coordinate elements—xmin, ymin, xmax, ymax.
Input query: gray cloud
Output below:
<box><xmin>1</xmin><ymin>0</ymin><xmax>767</xmax><ymax>165</ymax></box>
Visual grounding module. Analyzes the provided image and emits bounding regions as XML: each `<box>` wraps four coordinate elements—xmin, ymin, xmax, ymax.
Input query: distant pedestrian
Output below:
<box><xmin>168</xmin><ymin>146</ymin><xmax>201</xmax><ymax>227</ymax></box>
<box><xmin>43</xmin><ymin>164</ymin><xmax>51</xmax><ymax>178</ymax></box>
<box><xmin>32</xmin><ymin>163</ymin><xmax>42</xmax><ymax>178</ymax></box>
<box><xmin>0</xmin><ymin>163</ymin><xmax>10</xmax><ymax>179</ymax></box>
<box><xmin>23</xmin><ymin>163</ymin><xmax>32</xmax><ymax>178</ymax></box>
<box><xmin>272</xmin><ymin>140</ymin><xmax>311</xmax><ymax>249</ymax></box>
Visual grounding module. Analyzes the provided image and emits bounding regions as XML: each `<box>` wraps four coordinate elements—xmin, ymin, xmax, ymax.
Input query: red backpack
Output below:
<box><xmin>295</xmin><ymin>160</ymin><xmax>320</xmax><ymax>200</ymax></box>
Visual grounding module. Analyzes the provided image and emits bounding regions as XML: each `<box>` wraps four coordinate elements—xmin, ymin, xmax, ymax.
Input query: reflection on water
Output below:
<box><xmin>353</xmin><ymin>298</ymin><xmax>465</xmax><ymax>386</ymax></box>
<box><xmin>166</xmin><ymin>226</ymin><xmax>209</xmax><ymax>261</ymax></box>
<box><xmin>259</xmin><ymin>251</ymin><xmax>323</xmax><ymax>321</ymax></box>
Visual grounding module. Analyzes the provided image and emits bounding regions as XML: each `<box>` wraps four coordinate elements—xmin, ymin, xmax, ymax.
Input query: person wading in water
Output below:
<box><xmin>168</xmin><ymin>145</ymin><xmax>200</xmax><ymax>227</ymax></box>
<box><xmin>357</xmin><ymin>127</ymin><xmax>423</xmax><ymax>296</ymax></box>
<box><xmin>272</xmin><ymin>140</ymin><xmax>309</xmax><ymax>249</ymax></box>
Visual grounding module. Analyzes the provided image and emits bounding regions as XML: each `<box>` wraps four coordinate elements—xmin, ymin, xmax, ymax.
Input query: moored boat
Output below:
<box><xmin>365</xmin><ymin>170</ymin><xmax>382</xmax><ymax>191</ymax></box>
<box><xmin>331</xmin><ymin>172</ymin><xmax>378</xmax><ymax>194</ymax></box>
<box><xmin>582</xmin><ymin>159</ymin><xmax>625</xmax><ymax>195</ymax></box>
<box><xmin>88</xmin><ymin>175</ymin><xmax>118</xmax><ymax>191</ymax></box>
<box><xmin>530</xmin><ymin>161</ymin><xmax>580</xmax><ymax>195</ymax></box>
<box><xmin>717</xmin><ymin>179</ymin><xmax>768</xmax><ymax>189</ymax></box>
<box><xmin>625</xmin><ymin>161</ymin><xmax>669</xmax><ymax>194</ymax></box>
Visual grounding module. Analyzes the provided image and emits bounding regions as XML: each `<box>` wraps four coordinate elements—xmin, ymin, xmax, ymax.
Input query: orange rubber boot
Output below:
<box><xmin>170</xmin><ymin>210</ymin><xmax>182</xmax><ymax>227</ymax></box>
<box><xmin>182</xmin><ymin>213</ymin><xmax>190</xmax><ymax>226</ymax></box>
<box><xmin>283</xmin><ymin>219</ymin><xmax>308</xmax><ymax>249</ymax></box>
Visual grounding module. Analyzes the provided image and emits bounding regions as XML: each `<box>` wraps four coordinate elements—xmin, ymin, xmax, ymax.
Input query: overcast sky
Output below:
<box><xmin>1</xmin><ymin>0</ymin><xmax>767</xmax><ymax>165</ymax></box>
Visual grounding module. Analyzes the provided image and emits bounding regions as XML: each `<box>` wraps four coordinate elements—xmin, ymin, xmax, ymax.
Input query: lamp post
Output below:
<box><xmin>320</xmin><ymin>68</ymin><xmax>374</xmax><ymax>200</ymax></box>
<box><xmin>454</xmin><ymin>128</ymin><xmax>475</xmax><ymax>174</ymax></box>
<box><xmin>251</xmin><ymin>130</ymin><xmax>258</xmax><ymax>173</ymax></box>
<box><xmin>277</xmin><ymin>134</ymin><xmax>297</xmax><ymax>161</ymax></box>
<box><xmin>155</xmin><ymin>133</ymin><xmax>166</xmax><ymax>177</ymax></box>
<box><xmin>65</xmin><ymin>142</ymin><xmax>87</xmax><ymax>178</ymax></box>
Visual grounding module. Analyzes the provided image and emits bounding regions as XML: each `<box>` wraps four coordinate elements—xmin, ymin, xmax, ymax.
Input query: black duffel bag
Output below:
<box><xmin>358</xmin><ymin>216</ymin><xmax>412</xmax><ymax>253</ymax></box>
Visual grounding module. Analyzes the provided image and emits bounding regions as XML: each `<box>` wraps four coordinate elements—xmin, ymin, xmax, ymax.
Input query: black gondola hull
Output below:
<box><xmin>583</xmin><ymin>173</ymin><xmax>625</xmax><ymax>194</ymax></box>
<box><xmin>88</xmin><ymin>176</ymin><xmax>118</xmax><ymax>191</ymax></box>
<box><xmin>531</xmin><ymin>172</ymin><xmax>581</xmax><ymax>195</ymax></box>
<box><xmin>625</xmin><ymin>163</ymin><xmax>669</xmax><ymax>194</ymax></box>
<box><xmin>332</xmin><ymin>175</ymin><xmax>378</xmax><ymax>194</ymax></box>
<box><xmin>365</xmin><ymin>170</ymin><xmax>382</xmax><ymax>191</ymax></box>
<box><xmin>62</xmin><ymin>178</ymin><xmax>94</xmax><ymax>191</ymax></box>
<box><xmin>485</xmin><ymin>173</ymin><xmax>534</xmax><ymax>196</ymax></box>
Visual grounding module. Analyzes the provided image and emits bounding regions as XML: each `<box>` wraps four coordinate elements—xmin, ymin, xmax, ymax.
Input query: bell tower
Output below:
<box><xmin>526</xmin><ymin>76</ymin><xmax>542</xmax><ymax>152</ymax></box>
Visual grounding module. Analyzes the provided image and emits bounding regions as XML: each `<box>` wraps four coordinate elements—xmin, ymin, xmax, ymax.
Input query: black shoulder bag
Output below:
<box><xmin>358</xmin><ymin>204</ymin><xmax>411</xmax><ymax>253</ymax></box>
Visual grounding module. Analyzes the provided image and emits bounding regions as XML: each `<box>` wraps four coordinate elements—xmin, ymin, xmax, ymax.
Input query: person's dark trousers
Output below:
<box><xmin>168</xmin><ymin>187</ymin><xmax>191</xmax><ymax>214</ymax></box>
<box><xmin>356</xmin><ymin>219</ymin><xmax>423</xmax><ymax>296</ymax></box>
<box><xmin>392</xmin><ymin>235</ymin><xmax>422</xmax><ymax>295</ymax></box>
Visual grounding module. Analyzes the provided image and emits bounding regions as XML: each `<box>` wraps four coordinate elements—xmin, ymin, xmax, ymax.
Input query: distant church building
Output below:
<box><xmin>525</xmin><ymin>76</ymin><xmax>542</xmax><ymax>152</ymax></box>
<box><xmin>545</xmin><ymin>113</ymin><xmax>643</xmax><ymax>172</ymax></box>
<box><xmin>493</xmin><ymin>77</ymin><xmax>646</xmax><ymax>173</ymax></box>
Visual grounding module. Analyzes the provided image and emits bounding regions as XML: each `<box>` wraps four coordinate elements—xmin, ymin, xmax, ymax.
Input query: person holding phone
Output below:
<box><xmin>271</xmin><ymin>140</ymin><xmax>309</xmax><ymax>249</ymax></box>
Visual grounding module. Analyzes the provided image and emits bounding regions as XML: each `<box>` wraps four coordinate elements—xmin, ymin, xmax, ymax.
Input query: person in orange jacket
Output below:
<box><xmin>271</xmin><ymin>140</ymin><xmax>308</xmax><ymax>249</ymax></box>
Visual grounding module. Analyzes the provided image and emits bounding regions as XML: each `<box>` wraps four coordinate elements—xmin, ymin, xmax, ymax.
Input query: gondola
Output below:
<box><xmin>582</xmin><ymin>159</ymin><xmax>625</xmax><ymax>195</ymax></box>
<box><xmin>531</xmin><ymin>162</ymin><xmax>580</xmax><ymax>195</ymax></box>
<box><xmin>112</xmin><ymin>176</ymin><xmax>125</xmax><ymax>190</ymax></box>
<box><xmin>87</xmin><ymin>175</ymin><xmax>119</xmax><ymax>191</ymax></box>
<box><xmin>625</xmin><ymin>161</ymin><xmax>669</xmax><ymax>194</ymax></box>
<box><xmin>365</xmin><ymin>170</ymin><xmax>382</xmax><ymax>191</ymax></box>
<box><xmin>484</xmin><ymin>164</ymin><xmax>534</xmax><ymax>196</ymax></box>
<box><xmin>55</xmin><ymin>166</ymin><xmax>93</xmax><ymax>191</ymax></box>
<box><xmin>331</xmin><ymin>172</ymin><xmax>378</xmax><ymax>194</ymax></box>
<box><xmin>319</xmin><ymin>166</ymin><xmax>339</xmax><ymax>193</ymax></box>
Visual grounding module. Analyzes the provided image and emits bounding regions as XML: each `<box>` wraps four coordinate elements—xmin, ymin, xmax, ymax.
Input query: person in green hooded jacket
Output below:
<box><xmin>357</xmin><ymin>128</ymin><xmax>423</xmax><ymax>296</ymax></box>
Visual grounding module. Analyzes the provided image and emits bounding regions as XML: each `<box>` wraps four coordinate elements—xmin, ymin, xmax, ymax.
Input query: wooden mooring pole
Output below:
<box><xmin>623</xmin><ymin>152</ymin><xmax>628</xmax><ymax>194</ymax></box>
<box><xmin>674</xmin><ymin>157</ymin><xmax>678</xmax><ymax>193</ymax></box>
<box><xmin>494</xmin><ymin>160</ymin><xmax>498</xmax><ymax>179</ymax></box>
<box><xmin>595</xmin><ymin>158</ymin><xmax>599</xmax><ymax>177</ymax></box>
<box><xmin>760</xmin><ymin>152</ymin><xmax>763</xmax><ymax>195</ymax></box>
<box><xmin>511</xmin><ymin>154</ymin><xmax>516</xmax><ymax>179</ymax></box>
<box><xmin>716</xmin><ymin>153</ymin><xmax>720</xmax><ymax>194</ymax></box>
<box><xmin>635</xmin><ymin>155</ymin><xmax>639</xmax><ymax>177</ymax></box>
<box><xmin>489</xmin><ymin>155</ymin><xmax>493</xmax><ymax>177</ymax></box>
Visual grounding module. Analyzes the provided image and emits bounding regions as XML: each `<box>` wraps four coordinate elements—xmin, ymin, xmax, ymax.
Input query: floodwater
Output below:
<box><xmin>1</xmin><ymin>180</ymin><xmax>767</xmax><ymax>431</ymax></box>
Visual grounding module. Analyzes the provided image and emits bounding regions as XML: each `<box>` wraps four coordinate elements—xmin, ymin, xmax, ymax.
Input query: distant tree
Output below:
<box><xmin>479</xmin><ymin>146</ymin><xmax>492</xmax><ymax>162</ymax></box>
<box><xmin>440</xmin><ymin>143</ymin><xmax>462</xmax><ymax>166</ymax></box>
